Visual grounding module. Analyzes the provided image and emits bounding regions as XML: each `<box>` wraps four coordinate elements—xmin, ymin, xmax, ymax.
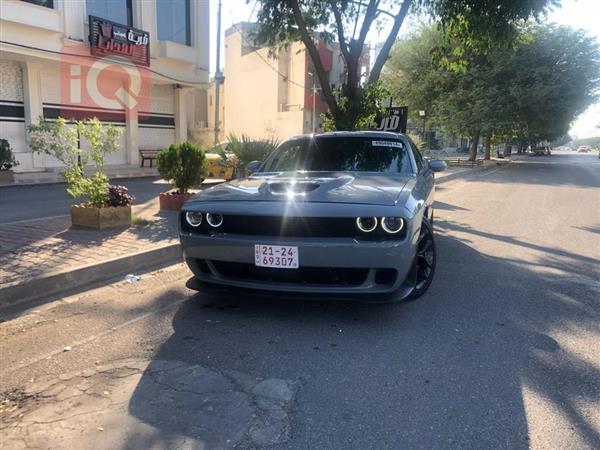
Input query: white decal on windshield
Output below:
<box><xmin>372</xmin><ymin>140</ymin><xmax>402</xmax><ymax>148</ymax></box>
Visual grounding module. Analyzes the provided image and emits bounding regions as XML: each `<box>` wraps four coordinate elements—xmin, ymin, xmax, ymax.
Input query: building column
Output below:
<box><xmin>21</xmin><ymin>61</ymin><xmax>44</xmax><ymax>169</ymax></box>
<box><xmin>124</xmin><ymin>80</ymin><xmax>139</xmax><ymax>166</ymax></box>
<box><xmin>174</xmin><ymin>86</ymin><xmax>189</xmax><ymax>143</ymax></box>
<box><xmin>62</xmin><ymin>0</ymin><xmax>85</xmax><ymax>41</ymax></box>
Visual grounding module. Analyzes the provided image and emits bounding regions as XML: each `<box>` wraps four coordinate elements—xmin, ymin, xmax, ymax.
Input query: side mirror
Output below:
<box><xmin>429</xmin><ymin>159</ymin><xmax>447</xmax><ymax>172</ymax></box>
<box><xmin>246</xmin><ymin>160</ymin><xmax>262</xmax><ymax>174</ymax></box>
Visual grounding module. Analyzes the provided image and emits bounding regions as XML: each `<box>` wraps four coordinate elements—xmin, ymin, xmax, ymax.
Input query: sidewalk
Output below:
<box><xmin>434</xmin><ymin>158</ymin><xmax>508</xmax><ymax>183</ymax></box>
<box><xmin>0</xmin><ymin>201</ymin><xmax>181</xmax><ymax>307</ymax></box>
<box><xmin>1</xmin><ymin>165</ymin><xmax>159</xmax><ymax>187</ymax></box>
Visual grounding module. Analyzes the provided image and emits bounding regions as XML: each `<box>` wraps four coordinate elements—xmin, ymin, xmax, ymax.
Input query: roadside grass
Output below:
<box><xmin>132</xmin><ymin>216</ymin><xmax>153</xmax><ymax>227</ymax></box>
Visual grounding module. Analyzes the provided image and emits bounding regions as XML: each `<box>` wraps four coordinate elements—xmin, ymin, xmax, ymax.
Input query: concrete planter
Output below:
<box><xmin>159</xmin><ymin>191</ymin><xmax>192</xmax><ymax>211</ymax></box>
<box><xmin>0</xmin><ymin>170</ymin><xmax>15</xmax><ymax>184</ymax></box>
<box><xmin>71</xmin><ymin>205</ymin><xmax>131</xmax><ymax>230</ymax></box>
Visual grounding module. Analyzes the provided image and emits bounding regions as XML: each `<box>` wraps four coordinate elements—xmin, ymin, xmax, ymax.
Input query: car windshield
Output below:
<box><xmin>261</xmin><ymin>136</ymin><xmax>414</xmax><ymax>174</ymax></box>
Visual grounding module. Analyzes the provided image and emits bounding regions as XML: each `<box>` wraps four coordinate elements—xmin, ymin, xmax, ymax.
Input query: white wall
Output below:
<box><xmin>0</xmin><ymin>60</ymin><xmax>29</xmax><ymax>171</ymax></box>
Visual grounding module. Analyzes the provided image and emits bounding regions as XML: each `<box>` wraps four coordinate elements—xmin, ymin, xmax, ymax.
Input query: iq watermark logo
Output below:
<box><xmin>60</xmin><ymin>43</ymin><xmax>150</xmax><ymax>121</ymax></box>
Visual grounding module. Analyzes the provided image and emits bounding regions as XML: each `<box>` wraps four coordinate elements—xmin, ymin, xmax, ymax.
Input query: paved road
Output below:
<box><xmin>1</xmin><ymin>153</ymin><xmax>599</xmax><ymax>449</ymax></box>
<box><xmin>0</xmin><ymin>177</ymin><xmax>167</xmax><ymax>223</ymax></box>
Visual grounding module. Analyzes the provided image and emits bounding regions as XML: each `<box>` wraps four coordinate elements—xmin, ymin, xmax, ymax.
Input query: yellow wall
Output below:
<box><xmin>223</xmin><ymin>25</ymin><xmax>308</xmax><ymax>142</ymax></box>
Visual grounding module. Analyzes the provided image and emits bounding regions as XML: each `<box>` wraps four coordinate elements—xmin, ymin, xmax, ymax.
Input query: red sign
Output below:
<box><xmin>89</xmin><ymin>15</ymin><xmax>150</xmax><ymax>67</ymax></box>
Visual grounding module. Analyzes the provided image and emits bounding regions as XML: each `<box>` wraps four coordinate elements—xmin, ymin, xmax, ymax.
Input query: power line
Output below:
<box><xmin>224</xmin><ymin>3</ymin><xmax>311</xmax><ymax>93</ymax></box>
<box><xmin>0</xmin><ymin>40</ymin><xmax>209</xmax><ymax>86</ymax></box>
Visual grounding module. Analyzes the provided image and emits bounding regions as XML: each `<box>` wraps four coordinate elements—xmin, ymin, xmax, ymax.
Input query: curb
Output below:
<box><xmin>0</xmin><ymin>243</ymin><xmax>182</xmax><ymax>308</ymax></box>
<box><xmin>436</xmin><ymin>160</ymin><xmax>510</xmax><ymax>184</ymax></box>
<box><xmin>0</xmin><ymin>174</ymin><xmax>159</xmax><ymax>189</ymax></box>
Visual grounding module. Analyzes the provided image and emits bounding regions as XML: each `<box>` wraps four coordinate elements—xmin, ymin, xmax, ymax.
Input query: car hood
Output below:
<box><xmin>190</xmin><ymin>172</ymin><xmax>413</xmax><ymax>206</ymax></box>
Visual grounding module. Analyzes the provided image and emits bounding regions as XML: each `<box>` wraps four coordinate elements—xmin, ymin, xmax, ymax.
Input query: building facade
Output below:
<box><xmin>222</xmin><ymin>23</ymin><xmax>367</xmax><ymax>142</ymax></box>
<box><xmin>0</xmin><ymin>0</ymin><xmax>209</xmax><ymax>172</ymax></box>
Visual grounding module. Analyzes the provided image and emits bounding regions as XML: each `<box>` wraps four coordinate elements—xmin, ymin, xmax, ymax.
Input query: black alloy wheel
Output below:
<box><xmin>408</xmin><ymin>219</ymin><xmax>436</xmax><ymax>300</ymax></box>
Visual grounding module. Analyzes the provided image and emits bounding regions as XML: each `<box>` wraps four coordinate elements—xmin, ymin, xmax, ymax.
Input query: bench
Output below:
<box><xmin>139</xmin><ymin>149</ymin><xmax>160</xmax><ymax>168</ymax></box>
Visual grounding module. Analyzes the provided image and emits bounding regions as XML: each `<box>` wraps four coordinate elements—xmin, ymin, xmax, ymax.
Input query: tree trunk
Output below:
<box><xmin>484</xmin><ymin>136</ymin><xmax>492</xmax><ymax>160</ymax></box>
<box><xmin>468</xmin><ymin>131</ymin><xmax>480</xmax><ymax>162</ymax></box>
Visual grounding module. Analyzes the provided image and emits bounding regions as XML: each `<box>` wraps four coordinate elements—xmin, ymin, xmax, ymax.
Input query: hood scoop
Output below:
<box><xmin>267</xmin><ymin>182</ymin><xmax>321</xmax><ymax>195</ymax></box>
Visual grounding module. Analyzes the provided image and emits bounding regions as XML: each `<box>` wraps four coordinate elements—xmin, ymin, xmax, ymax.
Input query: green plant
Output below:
<box><xmin>132</xmin><ymin>216</ymin><xmax>153</xmax><ymax>227</ymax></box>
<box><xmin>28</xmin><ymin>117</ymin><xmax>122</xmax><ymax>207</ymax></box>
<box><xmin>226</xmin><ymin>134</ymin><xmax>278</xmax><ymax>176</ymax></box>
<box><xmin>156</xmin><ymin>141</ymin><xmax>208</xmax><ymax>194</ymax></box>
<box><xmin>78</xmin><ymin>117</ymin><xmax>121</xmax><ymax>172</ymax></box>
<box><xmin>0</xmin><ymin>138</ymin><xmax>19</xmax><ymax>171</ymax></box>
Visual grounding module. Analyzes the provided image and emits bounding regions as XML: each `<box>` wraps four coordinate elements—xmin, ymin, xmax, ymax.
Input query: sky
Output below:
<box><xmin>209</xmin><ymin>0</ymin><xmax>600</xmax><ymax>139</ymax></box>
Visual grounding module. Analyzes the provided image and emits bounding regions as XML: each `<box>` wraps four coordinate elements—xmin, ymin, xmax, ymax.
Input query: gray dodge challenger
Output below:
<box><xmin>180</xmin><ymin>131</ymin><xmax>446</xmax><ymax>300</ymax></box>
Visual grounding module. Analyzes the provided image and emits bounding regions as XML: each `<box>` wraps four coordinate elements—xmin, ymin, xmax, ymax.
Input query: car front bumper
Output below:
<box><xmin>180</xmin><ymin>230</ymin><xmax>418</xmax><ymax>297</ymax></box>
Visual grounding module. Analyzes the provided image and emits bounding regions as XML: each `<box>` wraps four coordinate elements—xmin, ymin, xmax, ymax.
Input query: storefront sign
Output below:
<box><xmin>89</xmin><ymin>16</ymin><xmax>150</xmax><ymax>66</ymax></box>
<box><xmin>370</xmin><ymin>106</ymin><xmax>408</xmax><ymax>133</ymax></box>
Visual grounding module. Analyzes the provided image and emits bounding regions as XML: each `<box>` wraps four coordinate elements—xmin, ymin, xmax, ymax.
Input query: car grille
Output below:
<box><xmin>182</xmin><ymin>214</ymin><xmax>406</xmax><ymax>240</ymax></box>
<box><xmin>210</xmin><ymin>261</ymin><xmax>369</xmax><ymax>286</ymax></box>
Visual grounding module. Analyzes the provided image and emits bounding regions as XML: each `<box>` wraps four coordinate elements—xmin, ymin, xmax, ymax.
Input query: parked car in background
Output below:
<box><xmin>531</xmin><ymin>146</ymin><xmax>551</xmax><ymax>156</ymax></box>
<box><xmin>205</xmin><ymin>152</ymin><xmax>237</xmax><ymax>180</ymax></box>
<box><xmin>577</xmin><ymin>146</ymin><xmax>592</xmax><ymax>153</ymax></box>
<box><xmin>180</xmin><ymin>131</ymin><xmax>447</xmax><ymax>301</ymax></box>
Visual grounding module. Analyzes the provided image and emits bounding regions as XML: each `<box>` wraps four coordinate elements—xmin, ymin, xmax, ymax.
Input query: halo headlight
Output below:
<box><xmin>206</xmin><ymin>213</ymin><xmax>224</xmax><ymax>228</ymax></box>
<box><xmin>381</xmin><ymin>217</ymin><xmax>405</xmax><ymax>234</ymax></box>
<box><xmin>356</xmin><ymin>217</ymin><xmax>378</xmax><ymax>233</ymax></box>
<box><xmin>185</xmin><ymin>211</ymin><xmax>203</xmax><ymax>227</ymax></box>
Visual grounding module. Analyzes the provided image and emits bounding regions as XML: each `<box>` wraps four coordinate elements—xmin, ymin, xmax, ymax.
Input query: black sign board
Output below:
<box><xmin>370</xmin><ymin>106</ymin><xmax>408</xmax><ymax>133</ymax></box>
<box><xmin>89</xmin><ymin>15</ymin><xmax>150</xmax><ymax>66</ymax></box>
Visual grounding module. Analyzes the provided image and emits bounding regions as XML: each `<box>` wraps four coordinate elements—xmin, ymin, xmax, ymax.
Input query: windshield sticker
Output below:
<box><xmin>372</xmin><ymin>140</ymin><xmax>402</xmax><ymax>148</ymax></box>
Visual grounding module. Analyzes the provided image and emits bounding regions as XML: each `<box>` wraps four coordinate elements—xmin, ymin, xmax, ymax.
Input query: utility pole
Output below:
<box><xmin>312</xmin><ymin>83</ymin><xmax>317</xmax><ymax>134</ymax></box>
<box><xmin>213</xmin><ymin>0</ymin><xmax>224</xmax><ymax>145</ymax></box>
<box><xmin>308</xmin><ymin>71</ymin><xmax>317</xmax><ymax>133</ymax></box>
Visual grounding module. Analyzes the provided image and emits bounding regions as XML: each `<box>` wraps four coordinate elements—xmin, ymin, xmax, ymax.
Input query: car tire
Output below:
<box><xmin>407</xmin><ymin>219</ymin><xmax>436</xmax><ymax>300</ymax></box>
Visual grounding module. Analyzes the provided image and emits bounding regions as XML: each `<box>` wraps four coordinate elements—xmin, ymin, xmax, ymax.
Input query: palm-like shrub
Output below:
<box><xmin>226</xmin><ymin>134</ymin><xmax>278</xmax><ymax>175</ymax></box>
<box><xmin>156</xmin><ymin>141</ymin><xmax>208</xmax><ymax>194</ymax></box>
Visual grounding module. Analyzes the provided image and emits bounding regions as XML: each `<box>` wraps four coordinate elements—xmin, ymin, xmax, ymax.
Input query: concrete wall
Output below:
<box><xmin>223</xmin><ymin>24</ymin><xmax>307</xmax><ymax>142</ymax></box>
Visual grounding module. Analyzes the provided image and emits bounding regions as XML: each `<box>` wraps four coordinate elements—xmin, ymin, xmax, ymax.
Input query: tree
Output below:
<box><xmin>507</xmin><ymin>25</ymin><xmax>600</xmax><ymax>146</ymax></box>
<box><xmin>383</xmin><ymin>24</ymin><xmax>600</xmax><ymax>160</ymax></box>
<box><xmin>252</xmin><ymin>0</ymin><xmax>559</xmax><ymax>130</ymax></box>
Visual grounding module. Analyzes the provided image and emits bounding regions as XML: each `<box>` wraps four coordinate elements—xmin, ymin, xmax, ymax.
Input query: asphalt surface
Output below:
<box><xmin>0</xmin><ymin>177</ymin><xmax>166</xmax><ymax>223</ymax></box>
<box><xmin>1</xmin><ymin>152</ymin><xmax>599</xmax><ymax>449</ymax></box>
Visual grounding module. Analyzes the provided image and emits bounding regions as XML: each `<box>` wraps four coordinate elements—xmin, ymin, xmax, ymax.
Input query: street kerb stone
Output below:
<box><xmin>0</xmin><ymin>214</ymin><xmax>180</xmax><ymax>306</ymax></box>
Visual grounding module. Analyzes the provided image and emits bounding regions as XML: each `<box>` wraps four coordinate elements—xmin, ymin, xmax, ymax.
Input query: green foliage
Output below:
<box><xmin>322</xmin><ymin>82</ymin><xmax>389</xmax><ymax>131</ymax></box>
<box><xmin>252</xmin><ymin>0</ymin><xmax>558</xmax><ymax>131</ymax></box>
<box><xmin>383</xmin><ymin>23</ymin><xmax>600</xmax><ymax>153</ymax></box>
<box><xmin>78</xmin><ymin>117</ymin><xmax>121</xmax><ymax>172</ymax></box>
<box><xmin>421</xmin><ymin>0</ymin><xmax>560</xmax><ymax>59</ymax></box>
<box><xmin>226</xmin><ymin>134</ymin><xmax>278</xmax><ymax>175</ymax></box>
<box><xmin>156</xmin><ymin>141</ymin><xmax>208</xmax><ymax>194</ymax></box>
<box><xmin>29</xmin><ymin>117</ymin><xmax>80</xmax><ymax>167</ymax></box>
<box><xmin>65</xmin><ymin>172</ymin><xmax>110</xmax><ymax>208</ymax></box>
<box><xmin>28</xmin><ymin>117</ymin><xmax>122</xmax><ymax>207</ymax></box>
<box><xmin>0</xmin><ymin>138</ymin><xmax>19</xmax><ymax>171</ymax></box>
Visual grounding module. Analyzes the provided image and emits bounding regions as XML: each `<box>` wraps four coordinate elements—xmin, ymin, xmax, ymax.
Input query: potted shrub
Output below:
<box><xmin>29</xmin><ymin>117</ymin><xmax>131</xmax><ymax>229</ymax></box>
<box><xmin>156</xmin><ymin>141</ymin><xmax>208</xmax><ymax>210</ymax></box>
<box><xmin>0</xmin><ymin>138</ymin><xmax>19</xmax><ymax>184</ymax></box>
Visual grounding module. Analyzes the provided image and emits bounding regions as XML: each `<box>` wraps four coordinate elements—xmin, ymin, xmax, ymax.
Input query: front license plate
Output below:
<box><xmin>255</xmin><ymin>244</ymin><xmax>299</xmax><ymax>269</ymax></box>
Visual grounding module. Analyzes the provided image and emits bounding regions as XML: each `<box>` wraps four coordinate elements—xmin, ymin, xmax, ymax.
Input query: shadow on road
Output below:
<box><xmin>126</xmin><ymin>221</ymin><xmax>600</xmax><ymax>448</ymax></box>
